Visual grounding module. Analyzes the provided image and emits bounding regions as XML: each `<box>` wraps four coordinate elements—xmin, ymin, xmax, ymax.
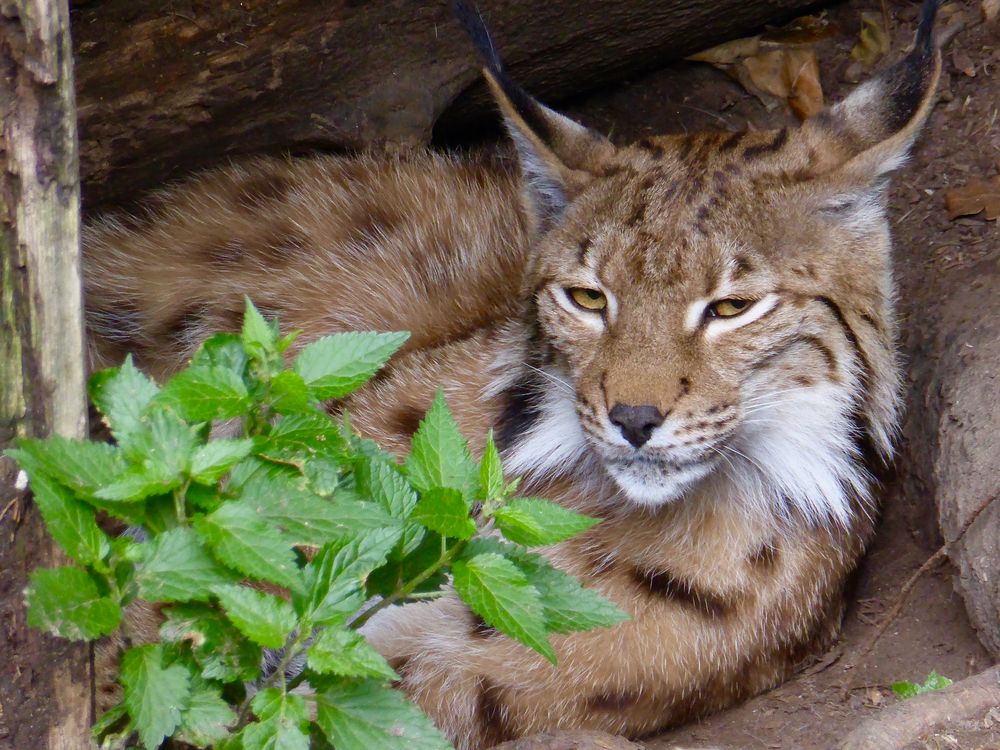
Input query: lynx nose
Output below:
<box><xmin>608</xmin><ymin>403</ymin><xmax>664</xmax><ymax>449</ymax></box>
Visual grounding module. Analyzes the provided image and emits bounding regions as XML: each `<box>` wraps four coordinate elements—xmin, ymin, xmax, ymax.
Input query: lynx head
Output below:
<box><xmin>456</xmin><ymin>1</ymin><xmax>941</xmax><ymax>525</ymax></box>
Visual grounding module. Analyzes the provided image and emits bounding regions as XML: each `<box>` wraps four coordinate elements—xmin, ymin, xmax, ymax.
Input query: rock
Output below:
<box><xmin>72</xmin><ymin>0</ymin><xmax>821</xmax><ymax>209</ymax></box>
<box><xmin>904</xmin><ymin>258</ymin><xmax>1000</xmax><ymax>658</ymax></box>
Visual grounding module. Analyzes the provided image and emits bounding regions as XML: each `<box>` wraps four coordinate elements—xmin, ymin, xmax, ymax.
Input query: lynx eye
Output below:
<box><xmin>706</xmin><ymin>298</ymin><xmax>752</xmax><ymax>319</ymax></box>
<box><xmin>567</xmin><ymin>287</ymin><xmax>607</xmax><ymax>312</ymax></box>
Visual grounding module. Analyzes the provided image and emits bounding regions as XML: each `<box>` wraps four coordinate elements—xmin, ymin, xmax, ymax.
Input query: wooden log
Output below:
<box><xmin>0</xmin><ymin>0</ymin><xmax>90</xmax><ymax>747</ymax></box>
<box><xmin>71</xmin><ymin>0</ymin><xmax>822</xmax><ymax>210</ymax></box>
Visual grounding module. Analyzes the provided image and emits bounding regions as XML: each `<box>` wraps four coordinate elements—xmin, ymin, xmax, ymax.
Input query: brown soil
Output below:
<box><xmin>552</xmin><ymin>1</ymin><xmax>1000</xmax><ymax>747</ymax></box>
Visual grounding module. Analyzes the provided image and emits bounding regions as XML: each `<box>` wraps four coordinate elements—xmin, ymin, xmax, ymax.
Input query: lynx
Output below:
<box><xmin>84</xmin><ymin>1</ymin><xmax>941</xmax><ymax>747</ymax></box>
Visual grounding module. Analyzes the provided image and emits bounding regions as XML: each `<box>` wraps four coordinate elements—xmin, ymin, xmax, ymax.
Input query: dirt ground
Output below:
<box><xmin>1</xmin><ymin>1</ymin><xmax>997</xmax><ymax>749</ymax></box>
<box><xmin>544</xmin><ymin>1</ymin><xmax>999</xmax><ymax>747</ymax></box>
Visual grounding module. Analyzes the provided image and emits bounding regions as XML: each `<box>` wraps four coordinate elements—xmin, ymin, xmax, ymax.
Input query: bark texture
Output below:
<box><xmin>71</xmin><ymin>0</ymin><xmax>821</xmax><ymax>210</ymax></box>
<box><xmin>0</xmin><ymin>0</ymin><xmax>90</xmax><ymax>747</ymax></box>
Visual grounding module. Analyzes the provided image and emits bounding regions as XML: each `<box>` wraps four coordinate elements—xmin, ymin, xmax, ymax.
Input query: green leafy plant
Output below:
<box><xmin>890</xmin><ymin>670</ymin><xmax>953</xmax><ymax>699</ymax></box>
<box><xmin>7</xmin><ymin>298</ymin><xmax>628</xmax><ymax>749</ymax></box>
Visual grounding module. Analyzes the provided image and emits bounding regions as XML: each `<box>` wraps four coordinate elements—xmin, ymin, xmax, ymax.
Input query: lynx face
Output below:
<box><xmin>483</xmin><ymin>21</ymin><xmax>939</xmax><ymax>524</ymax></box>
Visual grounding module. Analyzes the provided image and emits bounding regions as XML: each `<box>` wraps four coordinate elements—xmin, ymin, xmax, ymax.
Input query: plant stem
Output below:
<box><xmin>351</xmin><ymin>537</ymin><xmax>464</xmax><ymax>630</ymax></box>
<box><xmin>172</xmin><ymin>481</ymin><xmax>189</xmax><ymax>524</ymax></box>
<box><xmin>234</xmin><ymin>627</ymin><xmax>311</xmax><ymax>730</ymax></box>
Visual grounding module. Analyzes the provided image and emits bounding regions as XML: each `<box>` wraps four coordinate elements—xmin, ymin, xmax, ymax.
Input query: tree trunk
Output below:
<box><xmin>0</xmin><ymin>0</ymin><xmax>90</xmax><ymax>747</ymax></box>
<box><xmin>71</xmin><ymin>0</ymin><xmax>821</xmax><ymax>211</ymax></box>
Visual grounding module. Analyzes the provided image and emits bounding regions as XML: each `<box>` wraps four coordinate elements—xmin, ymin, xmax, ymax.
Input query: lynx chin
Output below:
<box><xmin>84</xmin><ymin>0</ymin><xmax>942</xmax><ymax>747</ymax></box>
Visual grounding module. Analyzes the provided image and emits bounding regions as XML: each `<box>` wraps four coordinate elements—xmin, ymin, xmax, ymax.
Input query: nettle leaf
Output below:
<box><xmin>161</xmin><ymin>603</ymin><xmax>261</xmax><ymax>682</ymax></box>
<box><xmin>175</xmin><ymin>683</ymin><xmax>236</xmax><ymax>747</ymax></box>
<box><xmin>479</xmin><ymin>431</ymin><xmax>505</xmax><ymax>501</ymax></box>
<box><xmin>155</xmin><ymin>366</ymin><xmax>251</xmax><ymax>422</ymax></box>
<box><xmin>120</xmin><ymin>643</ymin><xmax>192</xmax><ymax>749</ymax></box>
<box><xmin>242</xmin><ymin>297</ymin><xmax>280</xmax><ymax>359</ymax></box>
<box><xmin>212</xmin><ymin>584</ymin><xmax>297</xmax><ymax>649</ymax></box>
<box><xmin>88</xmin><ymin>355</ymin><xmax>159</xmax><ymax>438</ymax></box>
<box><xmin>405</xmin><ymin>391</ymin><xmax>478</xmax><ymax>499</ymax></box>
<box><xmin>251</xmin><ymin>688</ymin><xmax>308</xmax><ymax>725</ymax></box>
<box><xmin>315</xmin><ymin>680</ymin><xmax>452</xmax><ymax>750</ymax></box>
<box><xmin>242</xmin><ymin>716</ymin><xmax>309</xmax><ymax>750</ymax></box>
<box><xmin>190</xmin><ymin>333</ymin><xmax>249</xmax><ymax>377</ymax></box>
<box><xmin>511</xmin><ymin>551</ymin><xmax>628</xmax><ymax>634</ymax></box>
<box><xmin>136</xmin><ymin>527</ymin><xmax>237</xmax><ymax>602</ymax></box>
<box><xmin>268</xmin><ymin>371</ymin><xmax>313</xmax><ymax>415</ymax></box>
<box><xmin>411</xmin><ymin>487</ymin><xmax>475</xmax><ymax>539</ymax></box>
<box><xmin>452</xmin><ymin>552</ymin><xmax>554</xmax><ymax>663</ymax></box>
<box><xmin>301</xmin><ymin>528</ymin><xmax>402</xmax><ymax>625</ymax></box>
<box><xmin>259</xmin><ymin>412</ymin><xmax>350</xmax><ymax>466</ymax></box>
<box><xmin>494</xmin><ymin>497</ymin><xmax>601</xmax><ymax>547</ymax></box>
<box><xmin>366</xmin><ymin>529</ymin><xmax>444</xmax><ymax>598</ymax></box>
<box><xmin>16</xmin><ymin>469</ymin><xmax>110</xmax><ymax>565</ymax></box>
<box><xmin>26</xmin><ymin>567</ymin><xmax>121</xmax><ymax>641</ymax></box>
<box><xmin>307</xmin><ymin>628</ymin><xmax>398</xmax><ymax>681</ymax></box>
<box><xmin>362</xmin><ymin>458</ymin><xmax>417</xmax><ymax>519</ymax></box>
<box><xmin>8</xmin><ymin>437</ymin><xmax>123</xmax><ymax>498</ymax></box>
<box><xmin>190</xmin><ymin>439</ymin><xmax>255</xmax><ymax>484</ymax></box>
<box><xmin>195</xmin><ymin>502</ymin><xmax>304</xmax><ymax>594</ymax></box>
<box><xmin>237</xmin><ymin>471</ymin><xmax>395</xmax><ymax>547</ymax></box>
<box><xmin>102</xmin><ymin>410</ymin><xmax>199</xmax><ymax>501</ymax></box>
<box><xmin>293</xmin><ymin>331</ymin><xmax>409</xmax><ymax>400</ymax></box>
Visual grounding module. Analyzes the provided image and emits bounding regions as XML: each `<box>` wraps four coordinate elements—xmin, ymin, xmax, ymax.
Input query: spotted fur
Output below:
<box><xmin>86</xmin><ymin>2</ymin><xmax>941</xmax><ymax>747</ymax></box>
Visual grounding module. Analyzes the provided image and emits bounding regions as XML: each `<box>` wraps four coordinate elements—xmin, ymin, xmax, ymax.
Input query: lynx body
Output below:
<box><xmin>84</xmin><ymin>4</ymin><xmax>940</xmax><ymax>747</ymax></box>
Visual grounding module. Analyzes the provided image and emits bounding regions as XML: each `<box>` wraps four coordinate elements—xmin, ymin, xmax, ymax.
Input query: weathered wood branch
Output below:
<box><xmin>71</xmin><ymin>0</ymin><xmax>821</xmax><ymax>210</ymax></box>
<box><xmin>0</xmin><ymin>0</ymin><xmax>90</xmax><ymax>747</ymax></box>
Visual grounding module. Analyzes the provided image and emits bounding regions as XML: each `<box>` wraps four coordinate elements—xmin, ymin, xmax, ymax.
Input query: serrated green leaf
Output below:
<box><xmin>405</xmin><ymin>391</ymin><xmax>478</xmax><ymax>500</ymax></box>
<box><xmin>362</xmin><ymin>458</ymin><xmax>417</xmax><ymax>519</ymax></box>
<box><xmin>494</xmin><ymin>497</ymin><xmax>601</xmax><ymax>547</ymax></box>
<box><xmin>452</xmin><ymin>552</ymin><xmax>554</xmax><ymax>662</ymax></box>
<box><xmin>259</xmin><ymin>413</ymin><xmax>349</xmax><ymax>467</ymax></box>
<box><xmin>161</xmin><ymin>603</ymin><xmax>261</xmax><ymax>682</ymax></box>
<box><xmin>242</xmin><ymin>717</ymin><xmax>309</xmax><ymax>750</ymax></box>
<box><xmin>15</xmin><ymin>469</ymin><xmax>110</xmax><ymax>565</ymax></box>
<box><xmin>8</xmin><ymin>437</ymin><xmax>124</xmax><ymax>497</ymax></box>
<box><xmin>314</xmin><ymin>680</ymin><xmax>452</xmax><ymax>750</ymax></box>
<box><xmin>175</xmin><ymin>684</ymin><xmax>236</xmax><ymax>747</ymax></box>
<box><xmin>511</xmin><ymin>552</ymin><xmax>628</xmax><ymax>634</ymax></box>
<box><xmin>121</xmin><ymin>644</ymin><xmax>192</xmax><ymax>749</ymax></box>
<box><xmin>365</xmin><ymin>530</ymin><xmax>444</xmax><ymax>598</ymax></box>
<box><xmin>195</xmin><ymin>502</ymin><xmax>304</xmax><ymax>593</ymax></box>
<box><xmin>891</xmin><ymin>671</ymin><xmax>953</xmax><ymax>699</ymax></box>
<box><xmin>293</xmin><ymin>331</ymin><xmax>409</xmax><ymax>400</ymax></box>
<box><xmin>212</xmin><ymin>584</ymin><xmax>297</xmax><ymax>649</ymax></box>
<box><xmin>190</xmin><ymin>333</ymin><xmax>249</xmax><ymax>377</ymax></box>
<box><xmin>236</xmin><ymin>471</ymin><xmax>396</xmax><ymax>547</ymax></box>
<box><xmin>242</xmin><ymin>297</ymin><xmax>280</xmax><ymax>360</ymax></box>
<box><xmin>191</xmin><ymin>439</ymin><xmax>255</xmax><ymax>484</ymax></box>
<box><xmin>25</xmin><ymin>567</ymin><xmax>121</xmax><ymax>640</ymax></box>
<box><xmin>479</xmin><ymin>431</ymin><xmax>505</xmax><ymax>501</ymax></box>
<box><xmin>251</xmin><ymin>689</ymin><xmax>308</xmax><ymax>725</ymax></box>
<box><xmin>102</xmin><ymin>410</ymin><xmax>198</xmax><ymax>500</ymax></box>
<box><xmin>92</xmin><ymin>703</ymin><xmax>132</xmax><ymax>748</ymax></box>
<box><xmin>155</xmin><ymin>366</ymin><xmax>250</xmax><ymax>422</ymax></box>
<box><xmin>411</xmin><ymin>487</ymin><xmax>475</xmax><ymax>539</ymax></box>
<box><xmin>88</xmin><ymin>355</ymin><xmax>160</xmax><ymax>438</ymax></box>
<box><xmin>301</xmin><ymin>528</ymin><xmax>402</xmax><ymax>625</ymax></box>
<box><xmin>269</xmin><ymin>371</ymin><xmax>313</xmax><ymax>415</ymax></box>
<box><xmin>307</xmin><ymin>628</ymin><xmax>398</xmax><ymax>680</ymax></box>
<box><xmin>136</xmin><ymin>527</ymin><xmax>237</xmax><ymax>602</ymax></box>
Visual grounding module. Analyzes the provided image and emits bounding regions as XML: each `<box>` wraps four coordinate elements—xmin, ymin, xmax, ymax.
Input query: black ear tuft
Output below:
<box><xmin>450</xmin><ymin>0</ymin><xmax>505</xmax><ymax>78</ymax></box>
<box><xmin>916</xmin><ymin>0</ymin><xmax>940</xmax><ymax>52</ymax></box>
<box><xmin>450</xmin><ymin>0</ymin><xmax>555</xmax><ymax>144</ymax></box>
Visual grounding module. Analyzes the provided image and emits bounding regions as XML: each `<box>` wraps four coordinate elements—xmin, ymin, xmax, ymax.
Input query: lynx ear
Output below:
<box><xmin>802</xmin><ymin>0</ymin><xmax>941</xmax><ymax>183</ymax></box>
<box><xmin>452</xmin><ymin>0</ymin><xmax>615</xmax><ymax>231</ymax></box>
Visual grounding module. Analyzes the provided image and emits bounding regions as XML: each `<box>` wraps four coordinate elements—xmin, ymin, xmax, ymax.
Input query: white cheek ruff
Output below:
<box><xmin>500</xmin><ymin>380</ymin><xmax>592</xmax><ymax>481</ymax></box>
<box><xmin>730</xmin><ymin>379</ymin><xmax>870</xmax><ymax>528</ymax></box>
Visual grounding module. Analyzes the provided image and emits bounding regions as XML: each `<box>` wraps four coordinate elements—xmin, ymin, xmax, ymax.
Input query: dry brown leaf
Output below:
<box><xmin>851</xmin><ymin>11</ymin><xmax>891</xmax><ymax>68</ymax></box>
<box><xmin>944</xmin><ymin>177</ymin><xmax>1000</xmax><ymax>220</ymax></box>
<box><xmin>686</xmin><ymin>16</ymin><xmax>826</xmax><ymax>121</ymax></box>
<box><xmin>984</xmin><ymin>0</ymin><xmax>1000</xmax><ymax>23</ymax></box>
<box><xmin>952</xmin><ymin>49</ymin><xmax>976</xmax><ymax>77</ymax></box>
